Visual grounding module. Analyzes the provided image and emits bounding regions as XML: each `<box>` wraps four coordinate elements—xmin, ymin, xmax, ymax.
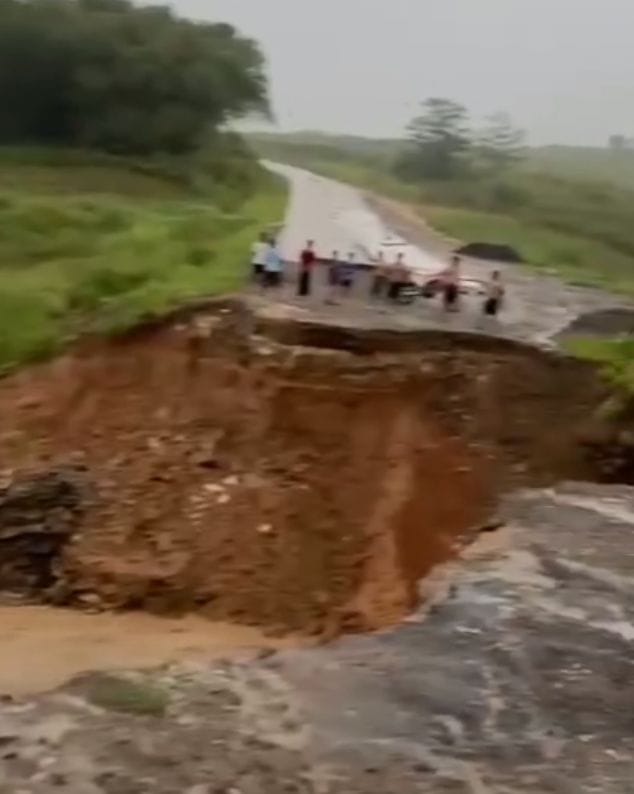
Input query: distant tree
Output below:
<box><xmin>476</xmin><ymin>112</ymin><xmax>525</xmax><ymax>172</ymax></box>
<box><xmin>395</xmin><ymin>98</ymin><xmax>471</xmax><ymax>181</ymax></box>
<box><xmin>608</xmin><ymin>134</ymin><xmax>627</xmax><ymax>151</ymax></box>
<box><xmin>0</xmin><ymin>0</ymin><xmax>270</xmax><ymax>156</ymax></box>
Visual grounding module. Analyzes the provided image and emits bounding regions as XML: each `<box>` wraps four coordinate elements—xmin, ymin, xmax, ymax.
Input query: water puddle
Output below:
<box><xmin>0</xmin><ymin>606</ymin><xmax>296</xmax><ymax>696</ymax></box>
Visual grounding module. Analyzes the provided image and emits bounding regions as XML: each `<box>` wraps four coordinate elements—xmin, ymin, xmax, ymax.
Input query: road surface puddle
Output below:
<box><xmin>0</xmin><ymin>606</ymin><xmax>295</xmax><ymax>696</ymax></box>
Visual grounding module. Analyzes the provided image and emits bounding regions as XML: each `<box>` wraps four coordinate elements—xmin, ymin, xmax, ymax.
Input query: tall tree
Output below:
<box><xmin>0</xmin><ymin>0</ymin><xmax>270</xmax><ymax>156</ymax></box>
<box><xmin>396</xmin><ymin>98</ymin><xmax>471</xmax><ymax>180</ymax></box>
<box><xmin>476</xmin><ymin>112</ymin><xmax>525</xmax><ymax>172</ymax></box>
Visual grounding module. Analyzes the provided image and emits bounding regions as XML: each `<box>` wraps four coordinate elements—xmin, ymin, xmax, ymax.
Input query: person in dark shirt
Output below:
<box><xmin>370</xmin><ymin>251</ymin><xmax>388</xmax><ymax>300</ymax></box>
<box><xmin>442</xmin><ymin>255</ymin><xmax>461</xmax><ymax>312</ymax></box>
<box><xmin>483</xmin><ymin>270</ymin><xmax>505</xmax><ymax>317</ymax></box>
<box><xmin>338</xmin><ymin>252</ymin><xmax>357</xmax><ymax>296</ymax></box>
<box><xmin>325</xmin><ymin>249</ymin><xmax>341</xmax><ymax>304</ymax></box>
<box><xmin>387</xmin><ymin>253</ymin><xmax>408</xmax><ymax>301</ymax></box>
<box><xmin>298</xmin><ymin>240</ymin><xmax>316</xmax><ymax>297</ymax></box>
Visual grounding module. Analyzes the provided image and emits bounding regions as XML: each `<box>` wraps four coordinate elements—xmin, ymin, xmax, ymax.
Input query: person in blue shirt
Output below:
<box><xmin>263</xmin><ymin>239</ymin><xmax>283</xmax><ymax>288</ymax></box>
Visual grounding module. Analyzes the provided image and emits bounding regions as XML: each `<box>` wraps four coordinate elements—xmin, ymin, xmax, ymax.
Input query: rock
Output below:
<box><xmin>474</xmin><ymin>517</ymin><xmax>504</xmax><ymax>534</ymax></box>
<box><xmin>557</xmin><ymin>308</ymin><xmax>634</xmax><ymax>340</ymax></box>
<box><xmin>455</xmin><ymin>241</ymin><xmax>524</xmax><ymax>263</ymax></box>
<box><xmin>195</xmin><ymin>457</ymin><xmax>220</xmax><ymax>471</ymax></box>
<box><xmin>17</xmin><ymin>395</ymin><xmax>43</xmax><ymax>411</ymax></box>
<box><xmin>0</xmin><ymin>469</ymin><xmax>86</xmax><ymax>599</ymax></box>
<box><xmin>77</xmin><ymin>593</ymin><xmax>102</xmax><ymax>608</ymax></box>
<box><xmin>255</xmin><ymin>648</ymin><xmax>277</xmax><ymax>661</ymax></box>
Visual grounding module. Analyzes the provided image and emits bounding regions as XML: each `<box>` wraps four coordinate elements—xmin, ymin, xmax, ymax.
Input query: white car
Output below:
<box><xmin>373</xmin><ymin>236</ymin><xmax>444</xmax><ymax>281</ymax></box>
<box><xmin>420</xmin><ymin>275</ymin><xmax>487</xmax><ymax>298</ymax></box>
<box><xmin>374</xmin><ymin>235</ymin><xmax>410</xmax><ymax>263</ymax></box>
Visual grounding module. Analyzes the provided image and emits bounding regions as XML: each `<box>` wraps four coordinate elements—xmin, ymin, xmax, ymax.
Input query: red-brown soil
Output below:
<box><xmin>0</xmin><ymin>304</ymin><xmax>606</xmax><ymax>635</ymax></box>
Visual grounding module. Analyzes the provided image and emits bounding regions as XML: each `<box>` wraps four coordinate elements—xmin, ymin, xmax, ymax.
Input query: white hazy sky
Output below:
<box><xmin>165</xmin><ymin>0</ymin><xmax>634</xmax><ymax>145</ymax></box>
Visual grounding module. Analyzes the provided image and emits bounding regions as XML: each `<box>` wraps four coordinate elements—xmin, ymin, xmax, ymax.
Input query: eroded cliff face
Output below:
<box><xmin>0</xmin><ymin>302</ymin><xmax>612</xmax><ymax>634</ymax></box>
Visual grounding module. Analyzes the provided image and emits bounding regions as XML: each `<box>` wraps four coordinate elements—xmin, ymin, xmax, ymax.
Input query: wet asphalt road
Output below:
<box><xmin>259</xmin><ymin>162</ymin><xmax>628</xmax><ymax>346</ymax></box>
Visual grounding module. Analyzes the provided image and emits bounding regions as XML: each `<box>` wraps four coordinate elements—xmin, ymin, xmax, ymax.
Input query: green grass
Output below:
<box><xmin>423</xmin><ymin>206</ymin><xmax>634</xmax><ymax>295</ymax></box>
<box><xmin>564</xmin><ymin>337</ymin><xmax>634</xmax><ymax>403</ymax></box>
<box><xmin>0</xmin><ymin>154</ymin><xmax>286</xmax><ymax>370</ymax></box>
<box><xmin>0</xmin><ymin>147</ymin><xmax>196</xmax><ymax>198</ymax></box>
<box><xmin>527</xmin><ymin>145</ymin><xmax>634</xmax><ymax>192</ymax></box>
<box><xmin>86</xmin><ymin>675</ymin><xmax>169</xmax><ymax>717</ymax></box>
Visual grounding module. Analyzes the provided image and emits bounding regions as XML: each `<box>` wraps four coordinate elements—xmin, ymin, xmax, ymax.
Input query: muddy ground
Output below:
<box><xmin>0</xmin><ymin>301</ymin><xmax>610</xmax><ymax>635</ymax></box>
<box><xmin>1</xmin><ymin>296</ymin><xmax>633</xmax><ymax>792</ymax></box>
<box><xmin>2</xmin><ymin>483</ymin><xmax>634</xmax><ymax>793</ymax></box>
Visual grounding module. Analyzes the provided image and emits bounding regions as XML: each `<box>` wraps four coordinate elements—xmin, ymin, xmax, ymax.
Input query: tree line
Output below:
<box><xmin>396</xmin><ymin>98</ymin><xmax>525</xmax><ymax>181</ymax></box>
<box><xmin>0</xmin><ymin>0</ymin><xmax>269</xmax><ymax>156</ymax></box>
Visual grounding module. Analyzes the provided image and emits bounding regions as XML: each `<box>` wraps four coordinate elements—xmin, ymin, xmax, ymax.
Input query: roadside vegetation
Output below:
<box><xmin>528</xmin><ymin>145</ymin><xmax>634</xmax><ymax>192</ymax></box>
<box><xmin>0</xmin><ymin>1</ymin><xmax>287</xmax><ymax>371</ymax></box>
<box><xmin>252</xmin><ymin>103</ymin><xmax>634</xmax><ymax>298</ymax></box>
<box><xmin>0</xmin><ymin>164</ymin><xmax>285</xmax><ymax>369</ymax></box>
<box><xmin>565</xmin><ymin>338</ymin><xmax>634</xmax><ymax>401</ymax></box>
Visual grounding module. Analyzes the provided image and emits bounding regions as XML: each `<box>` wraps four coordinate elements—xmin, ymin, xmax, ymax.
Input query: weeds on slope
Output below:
<box><xmin>566</xmin><ymin>337</ymin><xmax>634</xmax><ymax>399</ymax></box>
<box><xmin>0</xmin><ymin>176</ymin><xmax>286</xmax><ymax>370</ymax></box>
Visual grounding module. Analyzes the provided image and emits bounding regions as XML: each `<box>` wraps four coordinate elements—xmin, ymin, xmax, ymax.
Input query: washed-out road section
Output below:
<box><xmin>262</xmin><ymin>161</ymin><xmax>627</xmax><ymax>347</ymax></box>
<box><xmin>1</xmin><ymin>169</ymin><xmax>634</xmax><ymax>793</ymax></box>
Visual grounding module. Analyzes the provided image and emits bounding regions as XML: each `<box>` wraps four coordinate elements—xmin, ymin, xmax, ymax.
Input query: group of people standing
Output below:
<box><xmin>250</xmin><ymin>235</ymin><xmax>505</xmax><ymax>318</ymax></box>
<box><xmin>250</xmin><ymin>236</ymin><xmax>357</xmax><ymax>300</ymax></box>
<box><xmin>369</xmin><ymin>251</ymin><xmax>505</xmax><ymax>317</ymax></box>
<box><xmin>369</xmin><ymin>251</ymin><xmax>412</xmax><ymax>302</ymax></box>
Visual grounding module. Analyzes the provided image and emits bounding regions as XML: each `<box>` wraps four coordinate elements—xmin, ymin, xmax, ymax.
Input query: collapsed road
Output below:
<box><xmin>259</xmin><ymin>162</ymin><xmax>630</xmax><ymax>348</ymax></box>
<box><xmin>1</xmin><ymin>168</ymin><xmax>634</xmax><ymax>793</ymax></box>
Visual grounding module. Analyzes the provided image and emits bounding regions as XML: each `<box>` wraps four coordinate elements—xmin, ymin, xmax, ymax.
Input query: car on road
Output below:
<box><xmin>420</xmin><ymin>276</ymin><xmax>486</xmax><ymax>299</ymax></box>
<box><xmin>396</xmin><ymin>276</ymin><xmax>486</xmax><ymax>305</ymax></box>
<box><xmin>373</xmin><ymin>235</ymin><xmax>446</xmax><ymax>276</ymax></box>
<box><xmin>376</xmin><ymin>235</ymin><xmax>410</xmax><ymax>261</ymax></box>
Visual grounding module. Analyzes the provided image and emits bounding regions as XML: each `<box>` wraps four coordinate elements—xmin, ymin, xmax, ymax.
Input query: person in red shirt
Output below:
<box><xmin>298</xmin><ymin>239</ymin><xmax>316</xmax><ymax>297</ymax></box>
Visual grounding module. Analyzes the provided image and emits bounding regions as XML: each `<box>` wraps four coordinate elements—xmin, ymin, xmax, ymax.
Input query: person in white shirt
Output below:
<box><xmin>263</xmin><ymin>239</ymin><xmax>283</xmax><ymax>289</ymax></box>
<box><xmin>251</xmin><ymin>233</ymin><xmax>269</xmax><ymax>283</ymax></box>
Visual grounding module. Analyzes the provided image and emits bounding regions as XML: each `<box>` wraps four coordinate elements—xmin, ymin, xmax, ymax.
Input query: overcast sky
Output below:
<box><xmin>167</xmin><ymin>0</ymin><xmax>634</xmax><ymax>145</ymax></box>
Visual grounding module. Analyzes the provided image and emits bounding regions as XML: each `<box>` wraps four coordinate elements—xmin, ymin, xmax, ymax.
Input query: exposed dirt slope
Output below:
<box><xmin>0</xmin><ymin>303</ymin><xmax>607</xmax><ymax>635</ymax></box>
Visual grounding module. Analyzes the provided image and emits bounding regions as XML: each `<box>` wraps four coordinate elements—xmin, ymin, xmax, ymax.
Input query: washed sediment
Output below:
<box><xmin>1</xmin><ymin>483</ymin><xmax>634</xmax><ymax>793</ymax></box>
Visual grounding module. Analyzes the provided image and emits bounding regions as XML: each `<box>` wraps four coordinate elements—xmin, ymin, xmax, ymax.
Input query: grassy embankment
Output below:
<box><xmin>565</xmin><ymin>337</ymin><xmax>634</xmax><ymax>402</ymax></box>
<box><xmin>0</xmin><ymin>148</ymin><xmax>286</xmax><ymax>370</ymax></box>
<box><xmin>253</xmin><ymin>134</ymin><xmax>634</xmax><ymax>297</ymax></box>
